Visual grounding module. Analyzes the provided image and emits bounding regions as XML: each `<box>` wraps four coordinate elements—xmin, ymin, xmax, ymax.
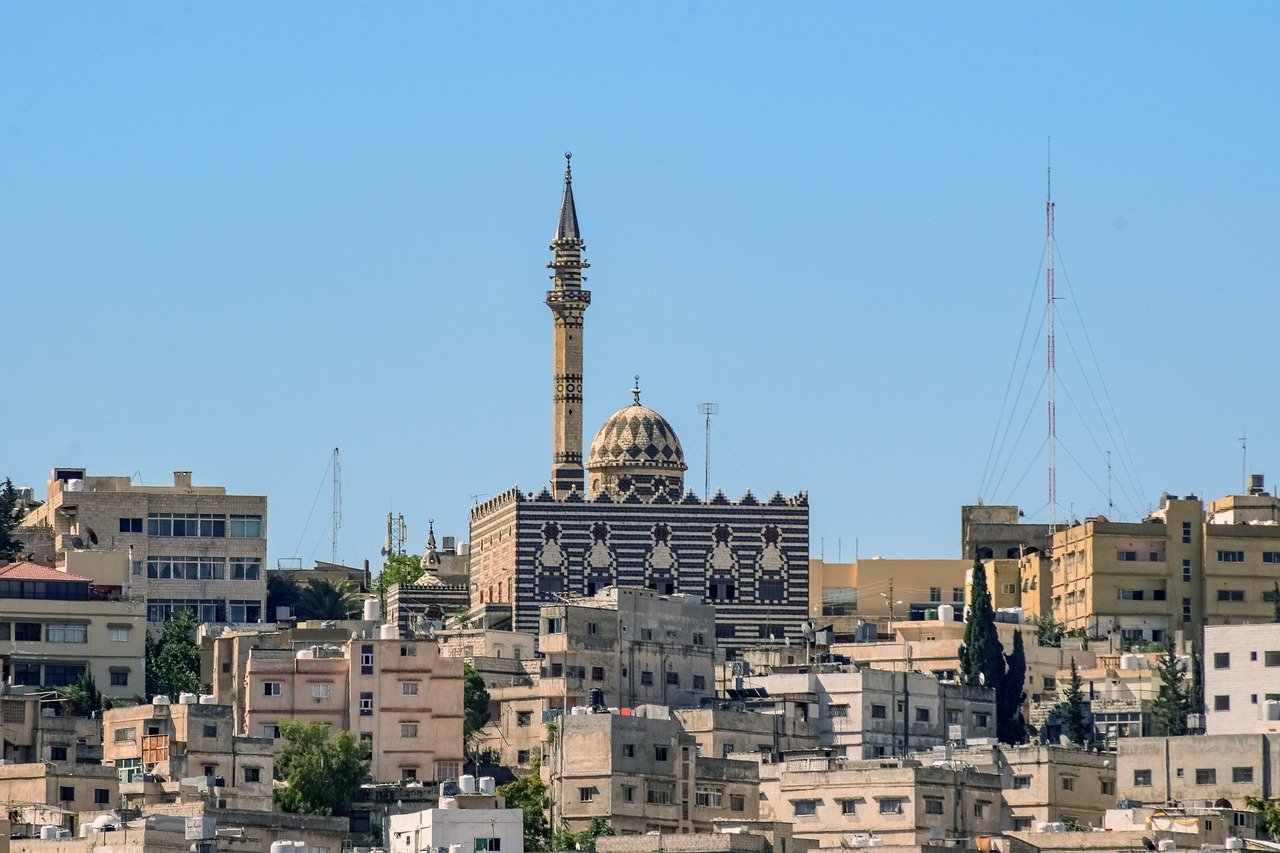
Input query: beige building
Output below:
<box><xmin>553</xmin><ymin>707</ymin><xmax>760</xmax><ymax>837</ymax></box>
<box><xmin>241</xmin><ymin>630</ymin><xmax>464</xmax><ymax>783</ymax></box>
<box><xmin>18</xmin><ymin>468</ymin><xmax>268</xmax><ymax>625</ymax></box>
<box><xmin>1204</xmin><ymin>623</ymin><xmax>1280</xmax><ymax>735</ymax></box>
<box><xmin>0</xmin><ymin>762</ymin><xmax>119</xmax><ymax>834</ymax></box>
<box><xmin>760</xmin><ymin>753</ymin><xmax>1004</xmax><ymax>848</ymax></box>
<box><xmin>673</xmin><ymin>706</ymin><xmax>821</xmax><ymax>761</ymax></box>
<box><xmin>1118</xmin><ymin>733</ymin><xmax>1280</xmax><ymax>806</ymax></box>
<box><xmin>810</xmin><ymin>558</ymin><xmax>971</xmax><ymax>632</ymax></box>
<box><xmin>102</xmin><ymin>697</ymin><xmax>274</xmax><ymax>811</ymax></box>
<box><xmin>0</xmin><ymin>695</ymin><xmax>103</xmax><ymax>766</ymax></box>
<box><xmin>962</xmin><ymin>504</ymin><xmax>1052</xmax><ymax>562</ymax></box>
<box><xmin>1040</xmin><ymin>488</ymin><xmax>1280</xmax><ymax>645</ymax></box>
<box><xmin>0</xmin><ymin>556</ymin><xmax>145</xmax><ymax>698</ymax></box>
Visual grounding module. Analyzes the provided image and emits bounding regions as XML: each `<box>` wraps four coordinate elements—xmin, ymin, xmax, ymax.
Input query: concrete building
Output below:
<box><xmin>241</xmin><ymin>630</ymin><xmax>464</xmax><ymax>783</ymax></box>
<box><xmin>759</xmin><ymin>752</ymin><xmax>1004</xmax><ymax>848</ymax></box>
<box><xmin>961</xmin><ymin>504</ymin><xmax>1052</xmax><ymax>562</ymax></box>
<box><xmin>809</xmin><ymin>558</ymin><xmax>973</xmax><ymax>637</ymax></box>
<box><xmin>389</xmin><ymin>789</ymin><xmax>523</xmax><ymax>853</ymax></box>
<box><xmin>1043</xmin><ymin>488</ymin><xmax>1280</xmax><ymax>644</ymax></box>
<box><xmin>553</xmin><ymin>707</ymin><xmax>760</xmax><ymax>837</ymax></box>
<box><xmin>101</xmin><ymin>697</ymin><xmax>274</xmax><ymax>811</ymax></box>
<box><xmin>468</xmin><ymin>160</ymin><xmax>810</xmax><ymax>655</ymax></box>
<box><xmin>0</xmin><ymin>695</ymin><xmax>103</xmax><ymax>766</ymax></box>
<box><xmin>596</xmin><ymin>822</ymin><xmax>799</xmax><ymax>853</ymax></box>
<box><xmin>673</xmin><ymin>706</ymin><xmax>821</xmax><ymax>762</ymax></box>
<box><xmin>0</xmin><ymin>762</ymin><xmax>119</xmax><ymax>834</ymax></box>
<box><xmin>0</xmin><ymin>556</ymin><xmax>145</xmax><ymax>698</ymax></box>
<box><xmin>1204</xmin><ymin>623</ymin><xmax>1280</xmax><ymax>734</ymax></box>
<box><xmin>18</xmin><ymin>468</ymin><xmax>267</xmax><ymax>625</ymax></box>
<box><xmin>737</xmin><ymin>666</ymin><xmax>997</xmax><ymax>759</ymax></box>
<box><xmin>1118</xmin><ymin>733</ymin><xmax>1280</xmax><ymax>807</ymax></box>
<box><xmin>1031</xmin><ymin>650</ymin><xmax>1173</xmax><ymax>744</ymax></box>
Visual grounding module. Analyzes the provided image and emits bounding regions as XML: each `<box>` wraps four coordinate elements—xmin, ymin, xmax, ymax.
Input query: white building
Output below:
<box><xmin>1204</xmin><ymin>623</ymin><xmax>1280</xmax><ymax>734</ymax></box>
<box><xmin>389</xmin><ymin>786</ymin><xmax>524</xmax><ymax>853</ymax></box>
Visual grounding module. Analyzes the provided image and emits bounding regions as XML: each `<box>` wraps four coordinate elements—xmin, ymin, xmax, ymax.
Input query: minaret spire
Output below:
<box><xmin>546</xmin><ymin>152</ymin><xmax>592</xmax><ymax>498</ymax></box>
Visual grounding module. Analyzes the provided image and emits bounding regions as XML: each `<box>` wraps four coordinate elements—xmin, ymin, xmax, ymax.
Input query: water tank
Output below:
<box><xmin>937</xmin><ymin>604</ymin><xmax>955</xmax><ymax>623</ymax></box>
<box><xmin>439</xmin><ymin>796</ymin><xmax>456</xmax><ymax>809</ymax></box>
<box><xmin>479</xmin><ymin>776</ymin><xmax>496</xmax><ymax>795</ymax></box>
<box><xmin>152</xmin><ymin>695</ymin><xmax>171</xmax><ymax>706</ymax></box>
<box><xmin>296</xmin><ymin>648</ymin><xmax>314</xmax><ymax>660</ymax></box>
<box><xmin>1120</xmin><ymin>654</ymin><xmax>1144</xmax><ymax>670</ymax></box>
<box><xmin>41</xmin><ymin>825</ymin><xmax>60</xmax><ymax>840</ymax></box>
<box><xmin>179</xmin><ymin>692</ymin><xmax>197</xmax><ymax>705</ymax></box>
<box><xmin>459</xmin><ymin>774</ymin><xmax>476</xmax><ymax>794</ymax></box>
<box><xmin>450</xmin><ymin>845</ymin><xmax>465</xmax><ymax>853</ymax></box>
<box><xmin>1261</xmin><ymin>701</ymin><xmax>1280</xmax><ymax>721</ymax></box>
<box><xmin>1157</xmin><ymin>839</ymin><xmax>1177</xmax><ymax>852</ymax></box>
<box><xmin>91</xmin><ymin>815</ymin><xmax>117</xmax><ymax>830</ymax></box>
<box><xmin>457</xmin><ymin>542</ymin><xmax>470</xmax><ymax>557</ymax></box>
<box><xmin>1226</xmin><ymin>837</ymin><xmax>1244</xmax><ymax>850</ymax></box>
<box><xmin>66</xmin><ymin>479</ymin><xmax>85</xmax><ymax>492</ymax></box>
<box><xmin>363</xmin><ymin>598</ymin><xmax>379</xmax><ymax>621</ymax></box>
<box><xmin>199</xmin><ymin>694</ymin><xmax>216</xmax><ymax>705</ymax></box>
<box><xmin>379</xmin><ymin>623</ymin><xmax>399</xmax><ymax>640</ymax></box>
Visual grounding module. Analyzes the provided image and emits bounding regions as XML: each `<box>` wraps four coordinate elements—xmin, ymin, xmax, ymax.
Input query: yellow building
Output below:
<box><xmin>810</xmin><ymin>558</ymin><xmax>971</xmax><ymax>625</ymax></box>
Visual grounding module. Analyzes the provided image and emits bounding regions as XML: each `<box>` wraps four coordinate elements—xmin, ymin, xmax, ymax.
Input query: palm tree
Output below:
<box><xmin>295</xmin><ymin>579</ymin><xmax>360</xmax><ymax>621</ymax></box>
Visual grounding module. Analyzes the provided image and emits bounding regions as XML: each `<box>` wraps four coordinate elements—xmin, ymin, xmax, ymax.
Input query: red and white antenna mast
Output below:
<box><xmin>1046</xmin><ymin>142</ymin><xmax>1057</xmax><ymax>532</ymax></box>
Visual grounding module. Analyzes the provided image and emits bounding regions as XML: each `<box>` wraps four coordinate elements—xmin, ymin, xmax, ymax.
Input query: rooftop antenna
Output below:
<box><xmin>1107</xmin><ymin>451</ymin><xmax>1114</xmax><ymax>514</ymax></box>
<box><xmin>331</xmin><ymin>447</ymin><xmax>341</xmax><ymax>564</ymax></box>
<box><xmin>1046</xmin><ymin>139</ymin><xmax>1058</xmax><ymax>533</ymax></box>
<box><xmin>699</xmin><ymin>402</ymin><xmax>719</xmax><ymax>499</ymax></box>
<box><xmin>1239</xmin><ymin>432</ymin><xmax>1248</xmax><ymax>493</ymax></box>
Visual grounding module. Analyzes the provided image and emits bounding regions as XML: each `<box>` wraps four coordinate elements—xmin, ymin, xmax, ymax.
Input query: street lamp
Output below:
<box><xmin>880</xmin><ymin>592</ymin><xmax>903</xmax><ymax>628</ymax></box>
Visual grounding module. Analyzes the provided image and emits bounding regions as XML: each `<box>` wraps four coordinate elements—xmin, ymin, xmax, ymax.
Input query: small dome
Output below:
<box><xmin>587</xmin><ymin>401</ymin><xmax>687</xmax><ymax>474</ymax></box>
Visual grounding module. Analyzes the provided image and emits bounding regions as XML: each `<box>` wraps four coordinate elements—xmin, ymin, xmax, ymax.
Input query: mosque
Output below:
<box><xmin>467</xmin><ymin>156</ymin><xmax>810</xmax><ymax>654</ymax></box>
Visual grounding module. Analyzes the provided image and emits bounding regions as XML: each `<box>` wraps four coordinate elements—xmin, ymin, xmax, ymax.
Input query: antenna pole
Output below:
<box><xmin>699</xmin><ymin>402</ymin><xmax>719</xmax><ymax>498</ymax></box>
<box><xmin>1239</xmin><ymin>432</ymin><xmax>1248</xmax><ymax>493</ymax></box>
<box><xmin>1046</xmin><ymin>142</ymin><xmax>1057</xmax><ymax>533</ymax></box>
<box><xmin>331</xmin><ymin>447</ymin><xmax>341</xmax><ymax>564</ymax></box>
<box><xmin>1107</xmin><ymin>451</ymin><xmax>1114</xmax><ymax>514</ymax></box>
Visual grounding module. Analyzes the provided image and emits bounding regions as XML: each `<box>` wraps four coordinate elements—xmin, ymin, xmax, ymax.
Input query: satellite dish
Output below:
<box><xmin>86</xmin><ymin>527</ymin><xmax>99</xmax><ymax>546</ymax></box>
<box><xmin>1142</xmin><ymin>837</ymin><xmax>1157</xmax><ymax>851</ymax></box>
<box><xmin>71</xmin><ymin>536</ymin><xmax>86</xmax><ymax>550</ymax></box>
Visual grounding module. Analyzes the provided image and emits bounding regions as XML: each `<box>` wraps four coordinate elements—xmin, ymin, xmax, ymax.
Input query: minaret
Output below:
<box><xmin>546</xmin><ymin>152</ymin><xmax>591</xmax><ymax>498</ymax></box>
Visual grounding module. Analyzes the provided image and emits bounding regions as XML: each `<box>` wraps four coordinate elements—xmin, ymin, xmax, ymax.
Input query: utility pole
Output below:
<box><xmin>901</xmin><ymin>643</ymin><xmax>913</xmax><ymax>759</ymax></box>
<box><xmin>699</xmin><ymin>403</ymin><xmax>718</xmax><ymax>498</ymax></box>
<box><xmin>331</xmin><ymin>447</ymin><xmax>341</xmax><ymax>564</ymax></box>
<box><xmin>1046</xmin><ymin>145</ymin><xmax>1058</xmax><ymax>533</ymax></box>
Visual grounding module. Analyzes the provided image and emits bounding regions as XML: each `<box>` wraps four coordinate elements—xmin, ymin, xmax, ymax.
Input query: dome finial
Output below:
<box><xmin>632</xmin><ymin>375</ymin><xmax>641</xmax><ymax>405</ymax></box>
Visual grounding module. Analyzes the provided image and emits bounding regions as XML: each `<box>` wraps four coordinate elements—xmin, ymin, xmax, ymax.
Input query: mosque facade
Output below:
<box><xmin>468</xmin><ymin>156</ymin><xmax>809</xmax><ymax>654</ymax></box>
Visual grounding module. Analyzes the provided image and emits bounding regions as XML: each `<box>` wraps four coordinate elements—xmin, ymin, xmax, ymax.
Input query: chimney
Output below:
<box><xmin>173</xmin><ymin>471</ymin><xmax>193</xmax><ymax>489</ymax></box>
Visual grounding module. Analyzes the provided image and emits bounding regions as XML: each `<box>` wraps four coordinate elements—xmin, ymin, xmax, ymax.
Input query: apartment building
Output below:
<box><xmin>1118</xmin><ymin>733</ymin><xmax>1280</xmax><ymax>807</ymax></box>
<box><xmin>810</xmin><ymin>557</ymin><xmax>971</xmax><ymax>635</ymax></box>
<box><xmin>553</xmin><ymin>707</ymin><xmax>760</xmax><ymax>836</ymax></box>
<box><xmin>1204</xmin><ymin>623</ymin><xmax>1280</xmax><ymax>734</ymax></box>
<box><xmin>0</xmin><ymin>695</ymin><xmax>103</xmax><ymax>766</ymax></box>
<box><xmin>102</xmin><ymin>697</ymin><xmax>275</xmax><ymax>811</ymax></box>
<box><xmin>389</xmin><ymin>789</ymin><xmax>524</xmax><ymax>853</ymax></box>
<box><xmin>739</xmin><ymin>666</ymin><xmax>996</xmax><ymax>759</ymax></box>
<box><xmin>0</xmin><ymin>762</ymin><xmax>119</xmax><ymax>833</ymax></box>
<box><xmin>18</xmin><ymin>468</ymin><xmax>267</xmax><ymax>625</ymax></box>
<box><xmin>0</xmin><ymin>556</ymin><xmax>145</xmax><ymax>697</ymax></box>
<box><xmin>759</xmin><ymin>752</ymin><xmax>1004</xmax><ymax>848</ymax></box>
<box><xmin>672</xmin><ymin>706</ymin><xmax>821</xmax><ymax>761</ymax></box>
<box><xmin>962</xmin><ymin>504</ymin><xmax>1053</xmax><ymax>562</ymax></box>
<box><xmin>241</xmin><ymin>630</ymin><xmax>464</xmax><ymax>783</ymax></box>
<box><xmin>1042</xmin><ymin>487</ymin><xmax>1280</xmax><ymax>643</ymax></box>
<box><xmin>945</xmin><ymin>743</ymin><xmax>1116</xmax><ymax>831</ymax></box>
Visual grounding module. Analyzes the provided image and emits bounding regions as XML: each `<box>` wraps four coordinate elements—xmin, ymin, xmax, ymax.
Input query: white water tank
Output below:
<box><xmin>457</xmin><ymin>542</ymin><xmax>470</xmax><ymax>556</ymax></box>
<box><xmin>152</xmin><ymin>695</ymin><xmax>171</xmax><ymax>705</ymax></box>
<box><xmin>199</xmin><ymin>694</ymin><xmax>216</xmax><ymax>704</ymax></box>
<box><xmin>1119</xmin><ymin>653</ymin><xmax>1142</xmax><ymax>670</ymax></box>
<box><xmin>450</xmin><ymin>844</ymin><xmax>465</xmax><ymax>853</ymax></box>
<box><xmin>479</xmin><ymin>776</ymin><xmax>496</xmax><ymax>795</ymax></box>
<box><xmin>1158</xmin><ymin>839</ymin><xmax>1177</xmax><ymax>852</ymax></box>
<box><xmin>40</xmin><ymin>825</ymin><xmax>60</xmax><ymax>840</ymax></box>
<box><xmin>179</xmin><ymin>692</ymin><xmax>197</xmax><ymax>705</ymax></box>
<box><xmin>66</xmin><ymin>479</ymin><xmax>85</xmax><ymax>492</ymax></box>
<box><xmin>459</xmin><ymin>774</ymin><xmax>476</xmax><ymax>794</ymax></box>
<box><xmin>379</xmin><ymin>623</ymin><xmax>399</xmax><ymax>640</ymax></box>
<box><xmin>363</xmin><ymin>598</ymin><xmax>379</xmax><ymax>621</ymax></box>
<box><xmin>439</xmin><ymin>796</ymin><xmax>456</xmax><ymax>809</ymax></box>
<box><xmin>937</xmin><ymin>604</ymin><xmax>955</xmax><ymax>623</ymax></box>
<box><xmin>296</xmin><ymin>648</ymin><xmax>314</xmax><ymax>659</ymax></box>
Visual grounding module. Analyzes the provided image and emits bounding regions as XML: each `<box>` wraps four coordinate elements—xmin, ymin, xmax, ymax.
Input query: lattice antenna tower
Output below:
<box><xmin>1046</xmin><ymin>143</ymin><xmax>1058</xmax><ymax>532</ymax></box>
<box><xmin>331</xmin><ymin>447</ymin><xmax>342</xmax><ymax>564</ymax></box>
<box><xmin>699</xmin><ymin>402</ymin><xmax>719</xmax><ymax>499</ymax></box>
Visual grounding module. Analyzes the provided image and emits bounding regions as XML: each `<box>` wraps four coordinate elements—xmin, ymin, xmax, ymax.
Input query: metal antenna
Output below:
<box><xmin>698</xmin><ymin>402</ymin><xmax>719</xmax><ymax>498</ymax></box>
<box><xmin>1046</xmin><ymin>139</ymin><xmax>1058</xmax><ymax>532</ymax></box>
<box><xmin>1107</xmin><ymin>451</ymin><xmax>1114</xmax><ymax>514</ymax></box>
<box><xmin>1239</xmin><ymin>432</ymin><xmax>1248</xmax><ymax>493</ymax></box>
<box><xmin>331</xmin><ymin>447</ymin><xmax>342</xmax><ymax>564</ymax></box>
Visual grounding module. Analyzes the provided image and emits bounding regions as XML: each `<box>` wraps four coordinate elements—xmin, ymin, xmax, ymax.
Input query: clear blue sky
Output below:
<box><xmin>5</xmin><ymin>4</ymin><xmax>1278</xmax><ymax>567</ymax></box>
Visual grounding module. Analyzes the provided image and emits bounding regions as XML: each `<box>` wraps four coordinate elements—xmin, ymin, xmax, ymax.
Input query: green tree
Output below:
<box><xmin>998</xmin><ymin>630</ymin><xmax>1028</xmax><ymax>744</ymax></box>
<box><xmin>1246</xmin><ymin>795</ymin><xmax>1280</xmax><ymax>841</ymax></box>
<box><xmin>0</xmin><ymin>478</ymin><xmax>29</xmax><ymax>561</ymax></box>
<box><xmin>266</xmin><ymin>573</ymin><xmax>302</xmax><ymax>620</ymax></box>
<box><xmin>1189</xmin><ymin>639</ymin><xmax>1204</xmax><ymax>720</ymax></box>
<box><xmin>958</xmin><ymin>556</ymin><xmax>1005</xmax><ymax>694</ymax></box>
<box><xmin>295</xmin><ymin>579</ymin><xmax>360</xmax><ymax>621</ymax></box>
<box><xmin>498</xmin><ymin>764</ymin><xmax>551</xmax><ymax>851</ymax></box>
<box><xmin>1061</xmin><ymin>659</ymin><xmax>1088</xmax><ymax>745</ymax></box>
<box><xmin>1152</xmin><ymin>637</ymin><xmax>1190</xmax><ymax>737</ymax></box>
<box><xmin>274</xmin><ymin>719</ymin><xmax>370</xmax><ymax>816</ymax></box>
<box><xmin>58</xmin><ymin>670</ymin><xmax>102</xmax><ymax>716</ymax></box>
<box><xmin>555</xmin><ymin>817</ymin><xmax>615</xmax><ymax>852</ymax></box>
<box><xmin>377</xmin><ymin>553</ymin><xmax>424</xmax><ymax>597</ymax></box>
<box><xmin>145</xmin><ymin>609</ymin><xmax>202</xmax><ymax>700</ymax></box>
<box><xmin>1031</xmin><ymin>614</ymin><xmax>1064</xmax><ymax>648</ymax></box>
<box><xmin>464</xmin><ymin>662</ymin><xmax>491</xmax><ymax>755</ymax></box>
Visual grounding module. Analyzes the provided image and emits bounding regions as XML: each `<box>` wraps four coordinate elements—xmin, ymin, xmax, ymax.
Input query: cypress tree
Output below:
<box><xmin>998</xmin><ymin>629</ymin><xmax>1029</xmax><ymax>744</ymax></box>
<box><xmin>1062</xmin><ymin>658</ymin><xmax>1088</xmax><ymax>745</ymax></box>
<box><xmin>958</xmin><ymin>556</ymin><xmax>1005</xmax><ymax>697</ymax></box>
<box><xmin>1152</xmin><ymin>637</ymin><xmax>1190</xmax><ymax>736</ymax></box>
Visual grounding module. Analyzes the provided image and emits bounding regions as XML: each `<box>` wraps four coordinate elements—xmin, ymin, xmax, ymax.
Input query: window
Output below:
<box><xmin>518</xmin><ymin>749</ymin><xmax>531</xmax><ymax>765</ymax></box>
<box><xmin>1101</xmin><ymin>779</ymin><xmax>1115</xmax><ymax>795</ymax></box>
<box><xmin>1219</xmin><ymin>550</ymin><xmax>1246</xmax><ymax>563</ymax></box>
<box><xmin>1118</xmin><ymin>589</ymin><xmax>1145</xmax><ymax>601</ymax></box>
<box><xmin>879</xmin><ymin>798</ymin><xmax>904</xmax><ymax>815</ymax></box>
<box><xmin>793</xmin><ymin>799</ymin><xmax>817</xmax><ymax>817</ymax></box>
<box><xmin>822</xmin><ymin>587</ymin><xmax>857</xmax><ymax>616</ymax></box>
<box><xmin>953</xmin><ymin>587</ymin><xmax>965</xmax><ymax>603</ymax></box>
<box><xmin>696</xmin><ymin>787</ymin><xmax>723</xmax><ymax>808</ymax></box>
<box><xmin>15</xmin><ymin>622</ymin><xmax>41</xmax><ymax>641</ymax></box>
<box><xmin>870</xmin><ymin>704</ymin><xmax>887</xmax><ymax>719</ymax></box>
<box><xmin>359</xmin><ymin>692</ymin><xmax>373</xmax><ymax>716</ymax></box>
<box><xmin>401</xmin><ymin>722</ymin><xmax>419</xmax><ymax>738</ymax></box>
<box><xmin>360</xmin><ymin>644</ymin><xmax>374</xmax><ymax>675</ymax></box>
<box><xmin>840</xmin><ymin>799</ymin><xmax>857</xmax><ymax>816</ymax></box>
<box><xmin>230</xmin><ymin>559</ymin><xmax>261</xmax><ymax>580</ymax></box>
<box><xmin>1267</xmin><ymin>651</ymin><xmax>1280</xmax><ymax>667</ymax></box>
<box><xmin>119</xmin><ymin>517</ymin><xmax>142</xmax><ymax>533</ymax></box>
<box><xmin>202</xmin><ymin>724</ymin><xmax>218</xmax><ymax>738</ymax></box>
<box><xmin>709</xmin><ymin>581</ymin><xmax>736</xmax><ymax>602</ymax></box>
<box><xmin>1214</xmin><ymin>695</ymin><xmax>1231</xmax><ymax>711</ymax></box>
<box><xmin>640</xmin><ymin>670</ymin><xmax>654</xmax><ymax>686</ymax></box>
<box><xmin>59</xmin><ymin>786</ymin><xmax>75</xmax><ymax>802</ymax></box>
<box><xmin>1183</xmin><ymin>559</ymin><xmax>1192</xmax><ymax>582</ymax></box>
<box><xmin>924</xmin><ymin>796</ymin><xmax>944</xmax><ymax>815</ymax></box>
<box><xmin>1061</xmin><ymin>777</ymin><xmax>1076</xmax><ymax>791</ymax></box>
<box><xmin>517</xmin><ymin>711</ymin><xmax>532</xmax><ymax>727</ymax></box>
<box><xmin>693</xmin><ymin>631</ymin><xmax>705</xmax><ymax>646</ymax></box>
<box><xmin>1002</xmin><ymin>582</ymin><xmax>1017</xmax><ymax>595</ymax></box>
<box><xmin>1218</xmin><ymin>589</ymin><xmax>1245</xmax><ymax>602</ymax></box>
<box><xmin>114</xmin><ymin>727</ymin><xmax>136</xmax><ymax>743</ymax></box>
<box><xmin>1153</xmin><ymin>588</ymin><xmax>1167</xmax><ymax>601</ymax></box>
<box><xmin>916</xmin><ymin>707</ymin><xmax>931</xmax><ymax>722</ymax></box>
<box><xmin>1196</xmin><ymin>768</ymin><xmax>1217</xmax><ymax>785</ymax></box>
<box><xmin>1183</xmin><ymin>522</ymin><xmax>1192</xmax><ymax>544</ymax></box>
<box><xmin>1013</xmin><ymin>775</ymin><xmax>1032</xmax><ymax>790</ymax></box>
<box><xmin>930</xmin><ymin>587</ymin><xmax>942</xmax><ymax>602</ymax></box>
<box><xmin>1214</xmin><ymin>653</ymin><xmax>1231</xmax><ymax>669</ymax></box>
<box><xmin>1134</xmin><ymin>769</ymin><xmax>1152</xmax><ymax>786</ymax></box>
<box><xmin>263</xmin><ymin>682</ymin><xmax>282</xmax><ymax>696</ymax></box>
<box><xmin>311</xmin><ymin>683</ymin><xmax>331</xmax><ymax>700</ymax></box>
<box><xmin>94</xmin><ymin>788</ymin><xmax>109</xmax><ymax>804</ymax></box>
<box><xmin>974</xmin><ymin>801</ymin><xmax>990</xmax><ymax>818</ymax></box>
<box><xmin>654</xmin><ymin>746</ymin><xmax>669</xmax><ymax>761</ymax></box>
<box><xmin>693</xmin><ymin>675</ymin><xmax>706</xmax><ymax>690</ymax></box>
<box><xmin>263</xmin><ymin>725</ymin><xmax>280</xmax><ymax>739</ymax></box>
<box><xmin>544</xmin><ymin>617</ymin><xmax>564</xmax><ymax>634</ymax></box>
<box><xmin>402</xmin><ymin>681</ymin><xmax>420</xmax><ymax>696</ymax></box>
<box><xmin>666</xmin><ymin>671</ymin><xmax>679</xmax><ymax>686</ymax></box>
<box><xmin>1117</xmin><ymin>550</ymin><xmax>1137</xmax><ymax>561</ymax></box>
<box><xmin>50</xmin><ymin>745</ymin><xmax>68</xmax><ymax>761</ymax></box>
<box><xmin>1183</xmin><ymin>598</ymin><xmax>1193</xmax><ymax>623</ymax></box>
<box><xmin>647</xmin><ymin>784</ymin><xmax>673</xmax><ymax>805</ymax></box>
<box><xmin>244</xmin><ymin>766</ymin><xmax>261</xmax><ymax>783</ymax></box>
<box><xmin>622</xmin><ymin>743</ymin><xmax>635</xmax><ymax>757</ymax></box>
<box><xmin>230</xmin><ymin>515</ymin><xmax>263</xmax><ymax>538</ymax></box>
<box><xmin>974</xmin><ymin>712</ymin><xmax>990</xmax><ymax>728</ymax></box>
<box><xmin>587</xmin><ymin>621</ymin><xmax>599</xmax><ymax>635</ymax></box>
<box><xmin>1265</xmin><ymin>553</ymin><xmax>1280</xmax><ymax>564</ymax></box>
<box><xmin>110</xmin><ymin>626</ymin><xmax>130</xmax><ymax>642</ymax></box>
<box><xmin>579</xmin><ymin>787</ymin><xmax>595</xmax><ymax>803</ymax></box>
<box><xmin>1233</xmin><ymin>767</ymin><xmax>1254</xmax><ymax>783</ymax></box>
<box><xmin>400</xmin><ymin>643</ymin><xmax>417</xmax><ymax>657</ymax></box>
<box><xmin>110</xmin><ymin>669</ymin><xmax>129</xmax><ymax>687</ymax></box>
<box><xmin>730</xmin><ymin>794</ymin><xmax>745</xmax><ymax>812</ymax></box>
<box><xmin>591</xmin><ymin>666</ymin><xmax>604</xmax><ymax>681</ymax></box>
<box><xmin>622</xmin><ymin>785</ymin><xmax>636</xmax><ymax>802</ymax></box>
